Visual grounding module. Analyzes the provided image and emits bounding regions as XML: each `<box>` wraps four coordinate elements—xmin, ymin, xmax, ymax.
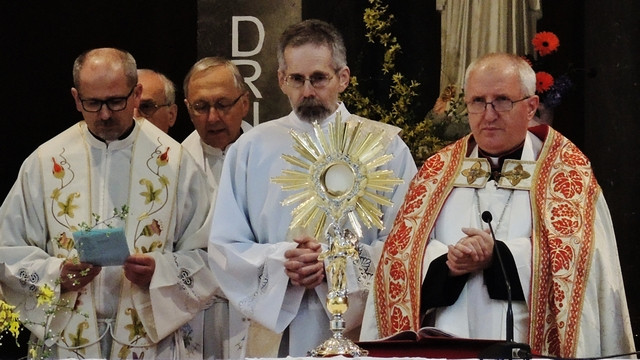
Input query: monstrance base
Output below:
<box><xmin>308</xmin><ymin>335</ymin><xmax>369</xmax><ymax>357</ymax></box>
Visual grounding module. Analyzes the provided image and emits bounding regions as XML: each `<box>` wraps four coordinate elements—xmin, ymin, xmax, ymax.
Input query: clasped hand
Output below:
<box><xmin>61</xmin><ymin>254</ymin><xmax>156</xmax><ymax>292</ymax></box>
<box><xmin>60</xmin><ymin>260</ymin><xmax>101</xmax><ymax>292</ymax></box>
<box><xmin>284</xmin><ymin>236</ymin><xmax>325</xmax><ymax>289</ymax></box>
<box><xmin>447</xmin><ymin>227</ymin><xmax>494</xmax><ymax>276</ymax></box>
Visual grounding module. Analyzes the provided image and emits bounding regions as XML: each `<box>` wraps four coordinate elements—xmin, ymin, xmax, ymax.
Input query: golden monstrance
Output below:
<box><xmin>272</xmin><ymin>113</ymin><xmax>403</xmax><ymax>357</ymax></box>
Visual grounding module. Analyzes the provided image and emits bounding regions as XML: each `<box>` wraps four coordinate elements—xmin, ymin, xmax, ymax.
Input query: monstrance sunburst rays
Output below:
<box><xmin>271</xmin><ymin>113</ymin><xmax>404</xmax><ymax>241</ymax></box>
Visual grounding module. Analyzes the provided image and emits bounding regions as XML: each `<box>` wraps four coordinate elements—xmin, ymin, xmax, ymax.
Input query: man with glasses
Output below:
<box><xmin>0</xmin><ymin>48</ymin><xmax>216</xmax><ymax>359</ymax></box>
<box><xmin>134</xmin><ymin>69</ymin><xmax>178</xmax><ymax>134</ymax></box>
<box><xmin>179</xmin><ymin>57</ymin><xmax>253</xmax><ymax>360</ymax></box>
<box><xmin>361</xmin><ymin>53</ymin><xmax>635</xmax><ymax>358</ymax></box>
<box><xmin>182</xmin><ymin>57</ymin><xmax>253</xmax><ymax>193</ymax></box>
<box><xmin>207</xmin><ymin>19</ymin><xmax>417</xmax><ymax>357</ymax></box>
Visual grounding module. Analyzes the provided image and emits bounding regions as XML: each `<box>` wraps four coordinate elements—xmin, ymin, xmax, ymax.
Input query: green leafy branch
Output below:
<box><xmin>342</xmin><ymin>0</ymin><xmax>469</xmax><ymax>165</ymax></box>
<box><xmin>77</xmin><ymin>205</ymin><xmax>130</xmax><ymax>232</ymax></box>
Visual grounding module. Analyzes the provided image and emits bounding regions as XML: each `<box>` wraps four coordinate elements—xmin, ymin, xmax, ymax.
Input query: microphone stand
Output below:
<box><xmin>478</xmin><ymin>211</ymin><xmax>531</xmax><ymax>360</ymax></box>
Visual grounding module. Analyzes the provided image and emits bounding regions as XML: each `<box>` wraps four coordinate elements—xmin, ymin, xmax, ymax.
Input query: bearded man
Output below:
<box><xmin>207</xmin><ymin>19</ymin><xmax>417</xmax><ymax>358</ymax></box>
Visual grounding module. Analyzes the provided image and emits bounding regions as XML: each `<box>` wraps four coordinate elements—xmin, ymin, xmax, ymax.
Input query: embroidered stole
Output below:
<box><xmin>373</xmin><ymin>126</ymin><xmax>598</xmax><ymax>357</ymax></box>
<box><xmin>39</xmin><ymin>121</ymin><xmax>180</xmax><ymax>359</ymax></box>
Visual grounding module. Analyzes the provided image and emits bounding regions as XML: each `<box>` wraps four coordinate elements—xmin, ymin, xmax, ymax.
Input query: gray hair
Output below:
<box><xmin>138</xmin><ymin>68</ymin><xmax>176</xmax><ymax>104</ymax></box>
<box><xmin>464</xmin><ymin>53</ymin><xmax>536</xmax><ymax>97</ymax></box>
<box><xmin>183</xmin><ymin>57</ymin><xmax>246</xmax><ymax>98</ymax></box>
<box><xmin>73</xmin><ymin>48</ymin><xmax>137</xmax><ymax>89</ymax></box>
<box><xmin>277</xmin><ymin>19</ymin><xmax>347</xmax><ymax>72</ymax></box>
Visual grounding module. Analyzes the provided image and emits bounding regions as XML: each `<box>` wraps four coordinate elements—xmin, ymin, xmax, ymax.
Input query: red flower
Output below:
<box><xmin>532</xmin><ymin>31</ymin><xmax>560</xmax><ymax>56</ymax></box>
<box><xmin>52</xmin><ymin>157</ymin><xmax>65</xmax><ymax>179</ymax></box>
<box><xmin>156</xmin><ymin>147</ymin><xmax>170</xmax><ymax>167</ymax></box>
<box><xmin>536</xmin><ymin>72</ymin><xmax>554</xmax><ymax>93</ymax></box>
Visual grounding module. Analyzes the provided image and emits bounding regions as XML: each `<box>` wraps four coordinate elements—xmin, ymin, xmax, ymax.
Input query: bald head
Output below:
<box><xmin>464</xmin><ymin>53</ymin><xmax>536</xmax><ymax>98</ymax></box>
<box><xmin>73</xmin><ymin>48</ymin><xmax>138</xmax><ymax>91</ymax></box>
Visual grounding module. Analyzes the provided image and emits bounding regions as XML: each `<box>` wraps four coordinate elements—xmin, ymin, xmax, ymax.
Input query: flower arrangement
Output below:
<box><xmin>526</xmin><ymin>31</ymin><xmax>573</xmax><ymax>110</ymax></box>
<box><xmin>342</xmin><ymin>0</ymin><xmax>465</xmax><ymax>165</ymax></box>
<box><xmin>0</xmin><ymin>299</ymin><xmax>22</xmax><ymax>343</ymax></box>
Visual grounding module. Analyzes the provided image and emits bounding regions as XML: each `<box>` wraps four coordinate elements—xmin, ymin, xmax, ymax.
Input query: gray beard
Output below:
<box><xmin>294</xmin><ymin>98</ymin><xmax>332</xmax><ymax>122</ymax></box>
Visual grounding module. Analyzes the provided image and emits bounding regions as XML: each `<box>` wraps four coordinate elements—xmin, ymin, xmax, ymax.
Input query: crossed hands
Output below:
<box><xmin>60</xmin><ymin>253</ymin><xmax>156</xmax><ymax>293</ymax></box>
<box><xmin>446</xmin><ymin>227</ymin><xmax>494</xmax><ymax>277</ymax></box>
<box><xmin>284</xmin><ymin>236</ymin><xmax>325</xmax><ymax>289</ymax></box>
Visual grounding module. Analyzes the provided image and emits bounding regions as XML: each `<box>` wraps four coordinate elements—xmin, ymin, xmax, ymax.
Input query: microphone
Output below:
<box><xmin>478</xmin><ymin>210</ymin><xmax>531</xmax><ymax>360</ymax></box>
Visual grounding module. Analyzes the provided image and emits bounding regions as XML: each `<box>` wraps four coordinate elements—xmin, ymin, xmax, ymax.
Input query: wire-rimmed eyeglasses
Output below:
<box><xmin>187</xmin><ymin>92</ymin><xmax>247</xmax><ymax>117</ymax></box>
<box><xmin>466</xmin><ymin>96</ymin><xmax>530</xmax><ymax>114</ymax></box>
<box><xmin>284</xmin><ymin>73</ymin><xmax>334</xmax><ymax>89</ymax></box>
<box><xmin>138</xmin><ymin>100</ymin><xmax>172</xmax><ymax>117</ymax></box>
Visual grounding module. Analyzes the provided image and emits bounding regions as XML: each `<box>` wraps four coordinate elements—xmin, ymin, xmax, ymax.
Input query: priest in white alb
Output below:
<box><xmin>207</xmin><ymin>19</ymin><xmax>417</xmax><ymax>358</ymax></box>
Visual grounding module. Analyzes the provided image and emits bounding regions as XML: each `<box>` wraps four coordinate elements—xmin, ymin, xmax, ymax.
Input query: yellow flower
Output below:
<box><xmin>37</xmin><ymin>283</ymin><xmax>55</xmax><ymax>307</ymax></box>
<box><xmin>0</xmin><ymin>299</ymin><xmax>21</xmax><ymax>339</ymax></box>
<box><xmin>139</xmin><ymin>179</ymin><xmax>163</xmax><ymax>204</ymax></box>
<box><xmin>9</xmin><ymin>317</ymin><xmax>20</xmax><ymax>338</ymax></box>
<box><xmin>56</xmin><ymin>192</ymin><xmax>80</xmax><ymax>217</ymax></box>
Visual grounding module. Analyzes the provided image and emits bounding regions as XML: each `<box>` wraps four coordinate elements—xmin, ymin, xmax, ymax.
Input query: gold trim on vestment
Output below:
<box><xmin>453</xmin><ymin>158</ymin><xmax>536</xmax><ymax>190</ymax></box>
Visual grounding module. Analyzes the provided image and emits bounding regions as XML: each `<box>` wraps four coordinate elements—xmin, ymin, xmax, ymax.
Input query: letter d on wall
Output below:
<box><xmin>232</xmin><ymin>16</ymin><xmax>265</xmax><ymax>57</ymax></box>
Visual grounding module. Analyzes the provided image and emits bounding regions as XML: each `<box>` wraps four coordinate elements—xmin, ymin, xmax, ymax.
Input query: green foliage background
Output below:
<box><xmin>340</xmin><ymin>0</ymin><xmax>469</xmax><ymax>165</ymax></box>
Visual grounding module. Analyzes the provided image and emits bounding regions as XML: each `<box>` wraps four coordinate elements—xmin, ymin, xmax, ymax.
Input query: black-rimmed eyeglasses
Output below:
<box><xmin>466</xmin><ymin>96</ymin><xmax>530</xmax><ymax>114</ymax></box>
<box><xmin>138</xmin><ymin>100</ymin><xmax>172</xmax><ymax>117</ymax></box>
<box><xmin>187</xmin><ymin>92</ymin><xmax>246</xmax><ymax>117</ymax></box>
<box><xmin>79</xmin><ymin>86</ymin><xmax>136</xmax><ymax>112</ymax></box>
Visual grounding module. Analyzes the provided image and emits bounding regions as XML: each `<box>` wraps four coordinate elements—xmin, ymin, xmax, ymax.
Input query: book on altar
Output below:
<box><xmin>378</xmin><ymin>326</ymin><xmax>457</xmax><ymax>342</ymax></box>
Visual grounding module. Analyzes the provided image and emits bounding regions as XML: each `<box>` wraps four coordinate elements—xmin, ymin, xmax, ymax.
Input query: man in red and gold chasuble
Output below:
<box><xmin>360</xmin><ymin>53</ymin><xmax>635</xmax><ymax>358</ymax></box>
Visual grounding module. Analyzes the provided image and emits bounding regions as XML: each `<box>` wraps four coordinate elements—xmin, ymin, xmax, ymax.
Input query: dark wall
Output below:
<box><xmin>583</xmin><ymin>0</ymin><xmax>640</xmax><ymax>350</ymax></box>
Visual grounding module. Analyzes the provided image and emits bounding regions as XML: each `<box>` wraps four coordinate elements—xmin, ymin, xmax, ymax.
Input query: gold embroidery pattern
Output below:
<box><xmin>501</xmin><ymin>163</ymin><xmax>531</xmax><ymax>186</ymax></box>
<box><xmin>461</xmin><ymin>160</ymin><xmax>490</xmax><ymax>184</ymax></box>
<box><xmin>112</xmin><ymin>140</ymin><xmax>176</xmax><ymax>359</ymax></box>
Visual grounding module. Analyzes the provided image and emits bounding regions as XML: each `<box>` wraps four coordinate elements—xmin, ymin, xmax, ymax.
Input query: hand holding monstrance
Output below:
<box><xmin>272</xmin><ymin>113</ymin><xmax>403</xmax><ymax>357</ymax></box>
